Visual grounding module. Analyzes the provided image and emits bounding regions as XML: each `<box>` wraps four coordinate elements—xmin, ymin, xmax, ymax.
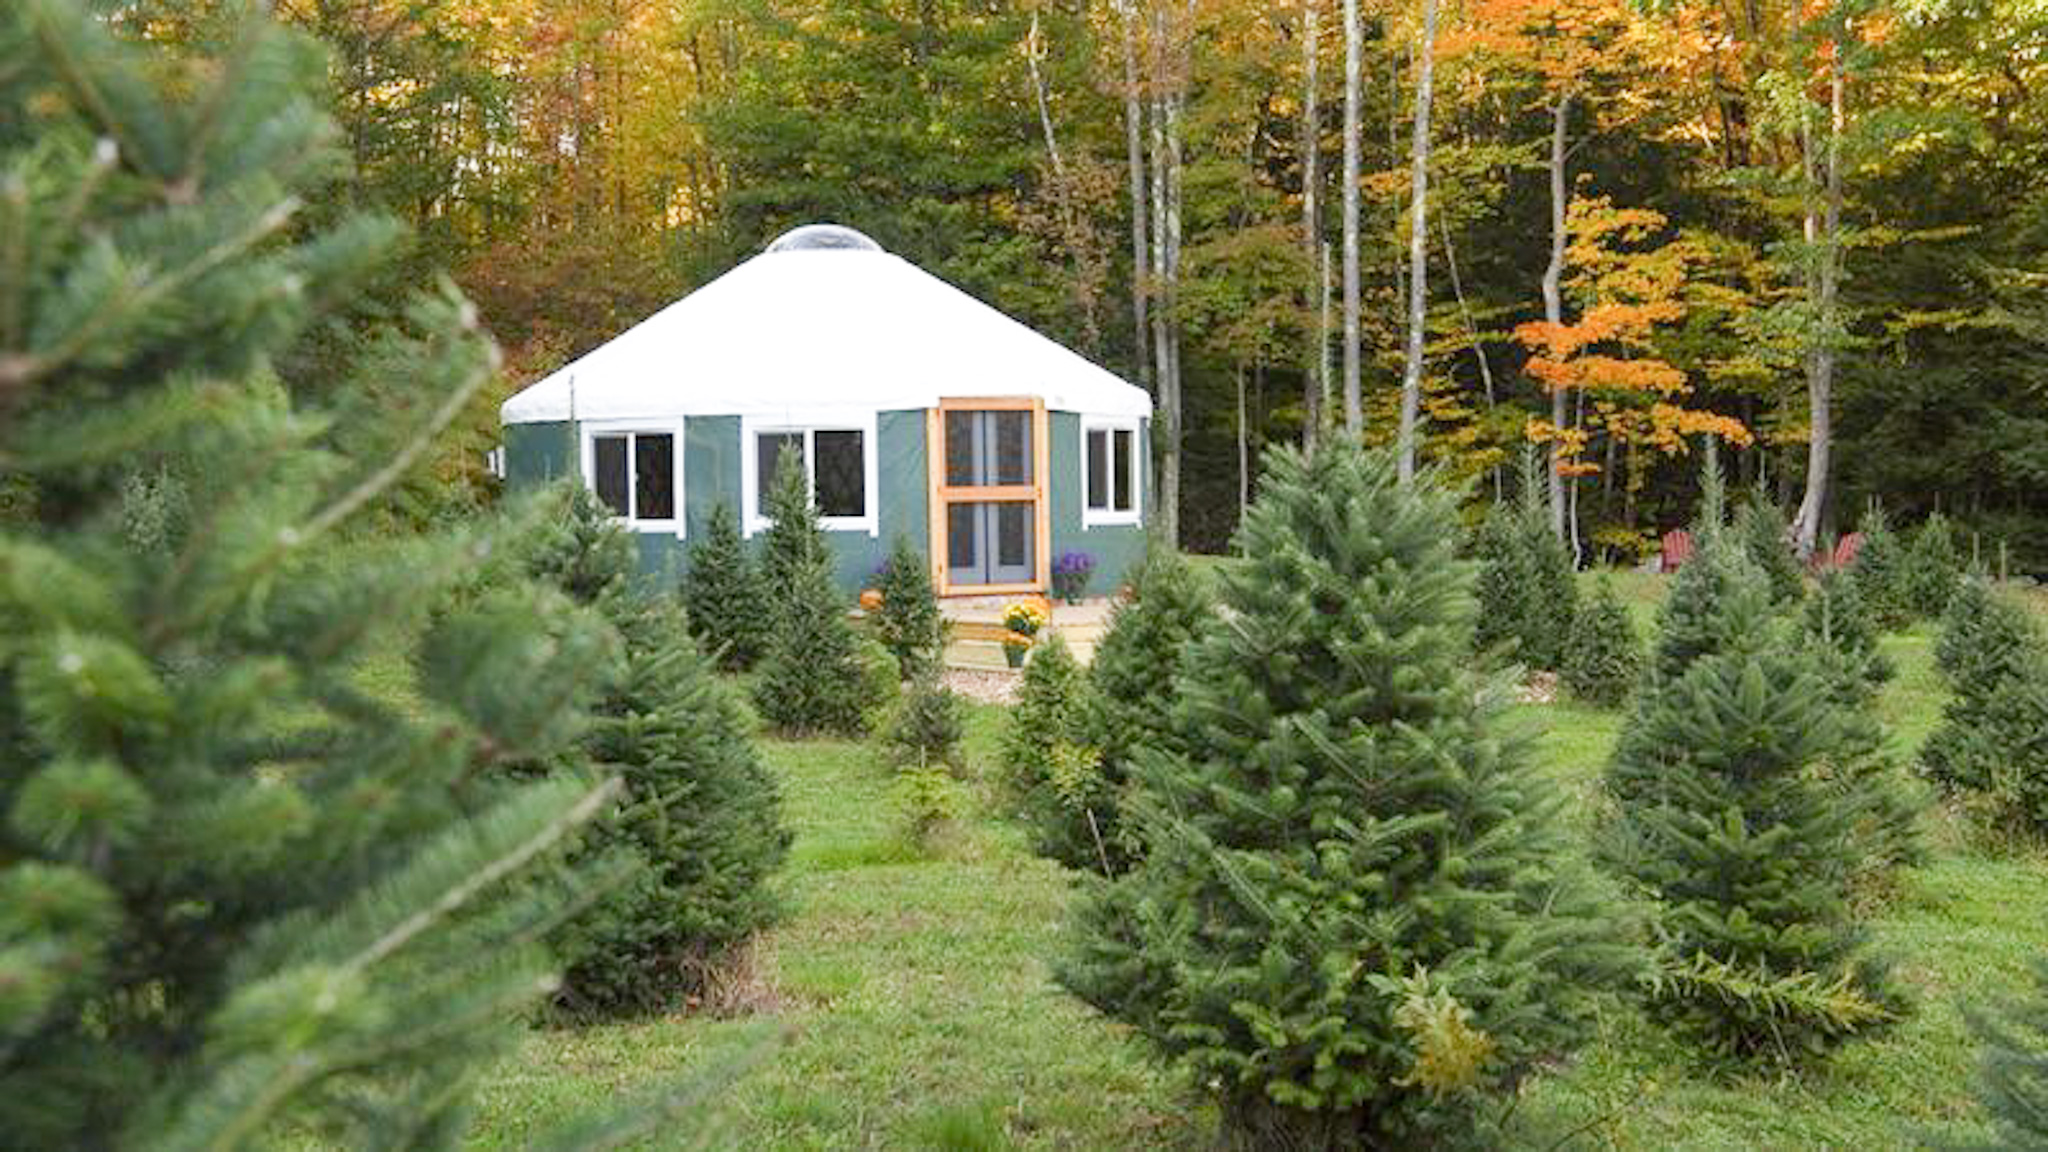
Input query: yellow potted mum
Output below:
<box><xmin>1001</xmin><ymin>599</ymin><xmax>1050</xmax><ymax>667</ymax></box>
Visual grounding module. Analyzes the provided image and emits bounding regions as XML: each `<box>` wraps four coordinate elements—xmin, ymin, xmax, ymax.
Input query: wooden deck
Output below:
<box><xmin>938</xmin><ymin>596</ymin><xmax>1115</xmax><ymax>671</ymax></box>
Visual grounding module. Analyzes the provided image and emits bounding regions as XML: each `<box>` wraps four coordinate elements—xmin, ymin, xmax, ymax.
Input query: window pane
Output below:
<box><xmin>593</xmin><ymin>435</ymin><xmax>628</xmax><ymax>516</ymax></box>
<box><xmin>993</xmin><ymin>411</ymin><xmax>1031</xmax><ymax>485</ymax></box>
<box><xmin>948</xmin><ymin>502</ymin><xmax>978</xmax><ymax>573</ymax></box>
<box><xmin>1086</xmin><ymin>430</ymin><xmax>1108</xmax><ymax>510</ymax></box>
<box><xmin>945</xmin><ymin>411</ymin><xmax>976</xmax><ymax>487</ymax></box>
<box><xmin>815</xmin><ymin>430</ymin><xmax>864</xmax><ymax>518</ymax></box>
<box><xmin>996</xmin><ymin>501</ymin><xmax>1032</xmax><ymax>569</ymax></box>
<box><xmin>634</xmin><ymin>433</ymin><xmax>674</xmax><ymax>520</ymax></box>
<box><xmin>757</xmin><ymin>432</ymin><xmax>804</xmax><ymax>505</ymax></box>
<box><xmin>1112</xmin><ymin>429</ymin><xmax>1134</xmax><ymax>512</ymax></box>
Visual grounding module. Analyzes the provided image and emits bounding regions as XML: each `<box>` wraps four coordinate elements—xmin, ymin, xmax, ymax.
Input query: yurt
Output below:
<box><xmin>496</xmin><ymin>224</ymin><xmax>1153</xmax><ymax>596</ymax></box>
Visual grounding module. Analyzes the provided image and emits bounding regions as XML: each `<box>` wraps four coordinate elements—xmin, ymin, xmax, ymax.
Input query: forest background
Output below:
<box><xmin>125</xmin><ymin>0</ymin><xmax>2048</xmax><ymax>565</ymax></box>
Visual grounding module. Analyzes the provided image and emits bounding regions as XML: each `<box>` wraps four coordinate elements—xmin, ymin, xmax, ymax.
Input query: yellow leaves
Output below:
<box><xmin>1389</xmin><ymin>968</ymin><xmax>1497</xmax><ymax>1097</ymax></box>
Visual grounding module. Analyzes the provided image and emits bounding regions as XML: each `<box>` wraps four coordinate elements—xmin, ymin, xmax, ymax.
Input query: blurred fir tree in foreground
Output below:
<box><xmin>0</xmin><ymin>2</ymin><xmax>682</xmax><ymax>1145</ymax></box>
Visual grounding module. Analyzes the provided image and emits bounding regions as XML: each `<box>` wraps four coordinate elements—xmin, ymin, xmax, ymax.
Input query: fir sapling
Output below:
<box><xmin>682</xmin><ymin>501</ymin><xmax>769</xmax><ymax>671</ymax></box>
<box><xmin>1606</xmin><ymin>560</ymin><xmax>1905</xmax><ymax>1065</ymax></box>
<box><xmin>1059</xmin><ymin>444</ymin><xmax>1632</xmax><ymax>1146</ymax></box>
<box><xmin>524</xmin><ymin>486</ymin><xmax>791</xmax><ymax>1017</ymax></box>
<box><xmin>1850</xmin><ymin>504</ymin><xmax>1913</xmax><ymax>632</ymax></box>
<box><xmin>1735</xmin><ymin>490</ymin><xmax>1806</xmax><ymax>604</ymax></box>
<box><xmin>872</xmin><ymin>534</ymin><xmax>947</xmax><ymax>679</ymax></box>
<box><xmin>1087</xmin><ymin>544</ymin><xmax>1211</xmax><ymax>871</ymax></box>
<box><xmin>999</xmin><ymin>633</ymin><xmax>1108</xmax><ymax>871</ymax></box>
<box><xmin>1561</xmin><ymin>577</ymin><xmax>1644</xmax><ymax>707</ymax></box>
<box><xmin>755</xmin><ymin>546</ymin><xmax>873</xmax><ymax>737</ymax></box>
<box><xmin>0</xmin><ymin>5</ymin><xmax>640</xmax><ymax>1142</ymax></box>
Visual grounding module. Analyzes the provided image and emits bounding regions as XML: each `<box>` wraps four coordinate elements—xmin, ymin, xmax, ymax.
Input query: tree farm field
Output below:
<box><xmin>472</xmin><ymin>572</ymin><xmax>2048</xmax><ymax>1150</ymax></box>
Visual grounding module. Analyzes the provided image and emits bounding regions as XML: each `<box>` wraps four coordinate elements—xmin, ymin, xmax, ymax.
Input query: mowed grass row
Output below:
<box><xmin>472</xmin><ymin>710</ymin><xmax>1199</xmax><ymax>1149</ymax></box>
<box><xmin>474</xmin><ymin>574</ymin><xmax>2048</xmax><ymax>1149</ymax></box>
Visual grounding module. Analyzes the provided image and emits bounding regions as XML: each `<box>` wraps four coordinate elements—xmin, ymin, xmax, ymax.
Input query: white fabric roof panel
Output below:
<box><xmin>500</xmin><ymin>226</ymin><xmax>1154</xmax><ymax>425</ymax></box>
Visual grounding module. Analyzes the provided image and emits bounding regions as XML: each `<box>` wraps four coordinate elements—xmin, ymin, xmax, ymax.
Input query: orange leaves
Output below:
<box><xmin>1516</xmin><ymin>192</ymin><xmax>1748</xmax><ymax>480</ymax></box>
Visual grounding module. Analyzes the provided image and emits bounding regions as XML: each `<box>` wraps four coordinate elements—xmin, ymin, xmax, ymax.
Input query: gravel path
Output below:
<box><xmin>941</xmin><ymin>668</ymin><xmax>1018</xmax><ymax>705</ymax></box>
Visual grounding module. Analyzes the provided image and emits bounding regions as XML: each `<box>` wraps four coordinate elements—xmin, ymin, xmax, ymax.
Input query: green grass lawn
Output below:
<box><xmin>474</xmin><ymin>576</ymin><xmax>2048</xmax><ymax>1149</ymax></box>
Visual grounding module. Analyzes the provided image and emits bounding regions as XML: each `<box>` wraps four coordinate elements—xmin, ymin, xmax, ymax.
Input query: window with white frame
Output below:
<box><xmin>582</xmin><ymin>426</ymin><xmax>682</xmax><ymax>532</ymax></box>
<box><xmin>744</xmin><ymin>418</ymin><xmax>876</xmax><ymax>535</ymax></box>
<box><xmin>1082</xmin><ymin>420</ymin><xmax>1141</xmax><ymax>526</ymax></box>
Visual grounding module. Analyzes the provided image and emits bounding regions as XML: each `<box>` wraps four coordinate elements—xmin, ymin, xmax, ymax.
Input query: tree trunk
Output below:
<box><xmin>1301</xmin><ymin>0</ymin><xmax>1323</xmax><ymax>449</ymax></box>
<box><xmin>1791</xmin><ymin>49</ymin><xmax>1843</xmax><ymax>557</ymax></box>
<box><xmin>1397</xmin><ymin>0</ymin><xmax>1438</xmax><ymax>484</ymax></box>
<box><xmin>1340</xmin><ymin>0</ymin><xmax>1363</xmax><ymax>437</ymax></box>
<box><xmin>1237</xmin><ymin>361</ymin><xmax>1250</xmax><ymax>527</ymax></box>
<box><xmin>1162</xmin><ymin>89</ymin><xmax>1185</xmax><ymax>547</ymax></box>
<box><xmin>1121</xmin><ymin>3</ymin><xmax>1150</xmax><ymax>392</ymax></box>
<box><xmin>1542</xmin><ymin>92</ymin><xmax>1572</xmax><ymax>543</ymax></box>
<box><xmin>1027</xmin><ymin>14</ymin><xmax>1063</xmax><ymax>175</ymax></box>
<box><xmin>1438</xmin><ymin>212</ymin><xmax>1500</xmax><ymax>501</ymax></box>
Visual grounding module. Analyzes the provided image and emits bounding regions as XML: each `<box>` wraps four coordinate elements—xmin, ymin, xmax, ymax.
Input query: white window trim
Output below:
<box><xmin>579</xmin><ymin>419</ymin><xmax>685</xmax><ymax>536</ymax></box>
<box><xmin>741</xmin><ymin>411</ymin><xmax>880</xmax><ymax>537</ymax></box>
<box><xmin>1080</xmin><ymin>417</ymin><xmax>1143</xmax><ymax>528</ymax></box>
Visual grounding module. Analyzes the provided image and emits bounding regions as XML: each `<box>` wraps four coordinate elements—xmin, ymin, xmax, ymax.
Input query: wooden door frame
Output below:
<box><xmin>926</xmin><ymin>397</ymin><xmax>1051</xmax><ymax>598</ymax></box>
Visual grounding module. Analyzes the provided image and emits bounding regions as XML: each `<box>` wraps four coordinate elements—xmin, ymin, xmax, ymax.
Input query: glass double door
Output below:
<box><xmin>944</xmin><ymin>409</ymin><xmax>1035</xmax><ymax>587</ymax></box>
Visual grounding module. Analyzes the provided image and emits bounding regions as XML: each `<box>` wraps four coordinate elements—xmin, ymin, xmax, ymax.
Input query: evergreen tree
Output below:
<box><xmin>1471</xmin><ymin>450</ymin><xmax>1576</xmax><ymax>669</ymax></box>
<box><xmin>524</xmin><ymin>486</ymin><xmax>789</xmax><ymax>1016</ymax></box>
<box><xmin>1059</xmin><ymin>445</ymin><xmax>1630</xmax><ymax>1146</ymax></box>
<box><xmin>755</xmin><ymin>544</ymin><xmax>870</xmax><ymax>737</ymax></box>
<box><xmin>1561</xmin><ymin>577</ymin><xmax>1643</xmax><ymax>707</ymax></box>
<box><xmin>758</xmin><ymin>449</ymin><xmax>828</xmax><ymax>609</ymax></box>
<box><xmin>1850</xmin><ymin>504</ymin><xmax>1913</xmax><ymax>632</ymax></box>
<box><xmin>1645</xmin><ymin>533</ymin><xmax>1755</xmax><ymax>687</ymax></box>
<box><xmin>1087</xmin><ymin>544</ymin><xmax>1211</xmax><ymax>871</ymax></box>
<box><xmin>1902</xmin><ymin>511</ymin><xmax>1963</xmax><ymax>618</ymax></box>
<box><xmin>682</xmin><ymin>501</ymin><xmax>768</xmax><ymax>671</ymax></box>
<box><xmin>878</xmin><ymin>669</ymin><xmax>966</xmax><ymax>772</ymax></box>
<box><xmin>1922</xmin><ymin>579</ymin><xmax>2047</xmax><ymax>793</ymax></box>
<box><xmin>0</xmin><ymin>5</ymin><xmax>630</xmax><ymax>1144</ymax></box>
<box><xmin>1471</xmin><ymin>503</ymin><xmax>1535</xmax><ymax>657</ymax></box>
<box><xmin>1605</xmin><ymin>566</ymin><xmax>1902</xmax><ymax>1065</ymax></box>
<box><xmin>1973</xmin><ymin>962</ymin><xmax>2048</xmax><ymax>1150</ymax></box>
<box><xmin>872</xmin><ymin>534</ymin><xmax>946</xmax><ymax>679</ymax></box>
<box><xmin>1803</xmin><ymin>568</ymin><xmax>1893</xmax><ymax>704</ymax></box>
<box><xmin>1735</xmin><ymin>489</ymin><xmax>1805</xmax><ymax>604</ymax></box>
<box><xmin>999</xmin><ymin>633</ymin><xmax>1108</xmax><ymax>872</ymax></box>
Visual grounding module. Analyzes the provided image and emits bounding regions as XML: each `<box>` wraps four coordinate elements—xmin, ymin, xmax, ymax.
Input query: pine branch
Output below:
<box><xmin>0</xmin><ymin>195</ymin><xmax>301</xmax><ymax>403</ymax></box>
<box><xmin>342</xmin><ymin>775</ymin><xmax>622</xmax><ymax>977</ymax></box>
<box><xmin>297</xmin><ymin>313</ymin><xmax>495</xmax><ymax>545</ymax></box>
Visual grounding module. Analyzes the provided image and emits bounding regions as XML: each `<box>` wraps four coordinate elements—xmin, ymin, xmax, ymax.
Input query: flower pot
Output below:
<box><xmin>1003</xmin><ymin>646</ymin><xmax>1026</xmax><ymax>668</ymax></box>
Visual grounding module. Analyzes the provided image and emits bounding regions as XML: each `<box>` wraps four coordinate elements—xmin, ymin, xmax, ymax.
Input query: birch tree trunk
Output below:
<box><xmin>1027</xmin><ymin>14</ymin><xmax>1063</xmax><ymax>175</ymax></box>
<box><xmin>1121</xmin><ymin>4</ymin><xmax>1150</xmax><ymax>392</ymax></box>
<box><xmin>1341</xmin><ymin>0</ymin><xmax>1363</xmax><ymax>437</ymax></box>
<box><xmin>1160</xmin><ymin>87</ymin><xmax>1184</xmax><ymax>546</ymax></box>
<box><xmin>1397</xmin><ymin>0</ymin><xmax>1439</xmax><ymax>484</ymax></box>
<box><xmin>1301</xmin><ymin>0</ymin><xmax>1323</xmax><ymax>449</ymax></box>
<box><xmin>1791</xmin><ymin>50</ymin><xmax>1843</xmax><ymax>557</ymax></box>
<box><xmin>1541</xmin><ymin>92</ymin><xmax>1574</xmax><ymax>548</ymax></box>
<box><xmin>1149</xmin><ymin>81</ymin><xmax>1170</xmax><ymax>532</ymax></box>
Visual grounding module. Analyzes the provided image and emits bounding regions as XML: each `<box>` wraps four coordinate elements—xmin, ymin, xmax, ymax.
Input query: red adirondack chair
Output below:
<box><xmin>1828</xmin><ymin>531</ymin><xmax>1865</xmax><ymax>573</ymax></box>
<box><xmin>1659</xmin><ymin>528</ymin><xmax>1694</xmax><ymax>573</ymax></box>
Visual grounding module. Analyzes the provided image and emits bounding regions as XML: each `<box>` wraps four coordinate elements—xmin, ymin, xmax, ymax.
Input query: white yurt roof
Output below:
<box><xmin>500</xmin><ymin>224</ymin><xmax>1153</xmax><ymax>425</ymax></box>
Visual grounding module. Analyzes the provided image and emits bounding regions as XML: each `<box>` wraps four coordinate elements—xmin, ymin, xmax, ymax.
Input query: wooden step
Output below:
<box><xmin>944</xmin><ymin>636</ymin><xmax>1097</xmax><ymax>671</ymax></box>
